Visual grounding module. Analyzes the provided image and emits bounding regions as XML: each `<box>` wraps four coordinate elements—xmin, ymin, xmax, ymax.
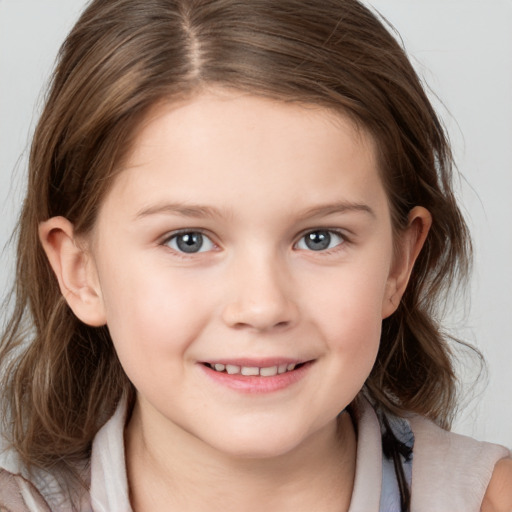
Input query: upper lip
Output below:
<box><xmin>200</xmin><ymin>357</ymin><xmax>312</xmax><ymax>368</ymax></box>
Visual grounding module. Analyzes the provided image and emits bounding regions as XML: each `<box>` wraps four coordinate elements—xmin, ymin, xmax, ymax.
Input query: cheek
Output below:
<box><xmin>327</xmin><ymin>295</ymin><xmax>382</xmax><ymax>376</ymax></box>
<box><xmin>99</xmin><ymin>272</ymin><xmax>205</xmax><ymax>400</ymax></box>
<box><xmin>97</xmin><ymin>260</ymin><xmax>212</xmax><ymax>366</ymax></box>
<box><xmin>302</xmin><ymin>260</ymin><xmax>388</xmax><ymax>379</ymax></box>
<box><xmin>304</xmin><ymin>279</ymin><xmax>383</xmax><ymax>421</ymax></box>
<box><xmin>307</xmin><ymin>265</ymin><xmax>388</xmax><ymax>335</ymax></box>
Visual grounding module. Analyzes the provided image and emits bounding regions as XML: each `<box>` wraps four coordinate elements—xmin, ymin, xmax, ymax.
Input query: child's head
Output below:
<box><xmin>2</xmin><ymin>0</ymin><xmax>469</xmax><ymax>470</ymax></box>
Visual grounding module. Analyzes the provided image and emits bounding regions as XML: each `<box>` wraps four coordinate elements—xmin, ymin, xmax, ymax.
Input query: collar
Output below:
<box><xmin>89</xmin><ymin>395</ymin><xmax>388</xmax><ymax>512</ymax></box>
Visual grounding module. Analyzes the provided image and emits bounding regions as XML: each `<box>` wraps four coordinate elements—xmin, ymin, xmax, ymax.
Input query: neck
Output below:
<box><xmin>125</xmin><ymin>401</ymin><xmax>356</xmax><ymax>512</ymax></box>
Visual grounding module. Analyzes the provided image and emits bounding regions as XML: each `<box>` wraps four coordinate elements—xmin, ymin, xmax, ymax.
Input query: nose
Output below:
<box><xmin>221</xmin><ymin>251</ymin><xmax>299</xmax><ymax>332</ymax></box>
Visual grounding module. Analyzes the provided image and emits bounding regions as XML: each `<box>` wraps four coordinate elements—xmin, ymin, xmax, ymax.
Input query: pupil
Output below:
<box><xmin>176</xmin><ymin>232</ymin><xmax>203</xmax><ymax>253</ymax></box>
<box><xmin>305</xmin><ymin>231</ymin><xmax>330</xmax><ymax>251</ymax></box>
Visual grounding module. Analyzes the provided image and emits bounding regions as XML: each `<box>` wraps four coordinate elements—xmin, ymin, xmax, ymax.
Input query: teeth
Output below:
<box><xmin>241</xmin><ymin>366</ymin><xmax>259</xmax><ymax>376</ymax></box>
<box><xmin>260</xmin><ymin>366</ymin><xmax>278</xmax><ymax>377</ymax></box>
<box><xmin>278</xmin><ymin>364</ymin><xmax>288</xmax><ymax>374</ymax></box>
<box><xmin>210</xmin><ymin>363</ymin><xmax>300</xmax><ymax>376</ymax></box>
<box><xmin>226</xmin><ymin>364</ymin><xmax>240</xmax><ymax>375</ymax></box>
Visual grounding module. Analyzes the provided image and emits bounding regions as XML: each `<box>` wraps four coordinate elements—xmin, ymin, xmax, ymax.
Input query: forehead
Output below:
<box><xmin>99</xmin><ymin>90</ymin><xmax>386</xmax><ymax>222</ymax></box>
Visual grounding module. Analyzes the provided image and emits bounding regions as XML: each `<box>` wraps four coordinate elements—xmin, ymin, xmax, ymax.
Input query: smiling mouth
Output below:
<box><xmin>203</xmin><ymin>362</ymin><xmax>307</xmax><ymax>377</ymax></box>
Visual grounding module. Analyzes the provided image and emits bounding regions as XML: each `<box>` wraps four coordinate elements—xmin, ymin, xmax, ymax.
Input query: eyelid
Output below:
<box><xmin>158</xmin><ymin>227</ymin><xmax>350</xmax><ymax>254</ymax></box>
<box><xmin>294</xmin><ymin>228</ymin><xmax>349</xmax><ymax>251</ymax></box>
<box><xmin>161</xmin><ymin>228</ymin><xmax>218</xmax><ymax>254</ymax></box>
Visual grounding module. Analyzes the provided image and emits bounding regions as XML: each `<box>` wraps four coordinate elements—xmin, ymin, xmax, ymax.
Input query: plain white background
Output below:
<box><xmin>0</xmin><ymin>0</ymin><xmax>511</xmax><ymax>447</ymax></box>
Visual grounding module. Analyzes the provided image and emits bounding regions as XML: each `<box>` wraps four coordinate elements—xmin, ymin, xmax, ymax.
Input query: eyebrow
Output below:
<box><xmin>135</xmin><ymin>202</ymin><xmax>225</xmax><ymax>220</ymax></box>
<box><xmin>134</xmin><ymin>200</ymin><xmax>375</xmax><ymax>221</ymax></box>
<box><xmin>297</xmin><ymin>201</ymin><xmax>375</xmax><ymax>220</ymax></box>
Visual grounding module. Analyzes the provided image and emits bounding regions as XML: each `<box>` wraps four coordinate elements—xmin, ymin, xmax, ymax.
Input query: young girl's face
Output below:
<box><xmin>63</xmin><ymin>90</ymin><xmax>426</xmax><ymax>458</ymax></box>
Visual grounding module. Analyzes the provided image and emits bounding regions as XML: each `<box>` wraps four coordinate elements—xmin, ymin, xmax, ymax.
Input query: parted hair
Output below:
<box><xmin>1</xmin><ymin>0</ymin><xmax>471</xmax><ymax>480</ymax></box>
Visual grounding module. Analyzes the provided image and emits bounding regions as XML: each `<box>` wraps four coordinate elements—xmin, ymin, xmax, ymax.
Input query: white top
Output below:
<box><xmin>0</xmin><ymin>396</ymin><xmax>509</xmax><ymax>511</ymax></box>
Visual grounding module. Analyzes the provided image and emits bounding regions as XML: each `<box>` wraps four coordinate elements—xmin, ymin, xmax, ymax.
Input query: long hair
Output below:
<box><xmin>1</xmin><ymin>0</ymin><xmax>471</xmax><ymax>480</ymax></box>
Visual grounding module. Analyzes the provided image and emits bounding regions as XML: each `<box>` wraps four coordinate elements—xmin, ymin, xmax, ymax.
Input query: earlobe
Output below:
<box><xmin>39</xmin><ymin>217</ymin><xmax>107</xmax><ymax>326</ymax></box>
<box><xmin>382</xmin><ymin>206</ymin><xmax>432</xmax><ymax>318</ymax></box>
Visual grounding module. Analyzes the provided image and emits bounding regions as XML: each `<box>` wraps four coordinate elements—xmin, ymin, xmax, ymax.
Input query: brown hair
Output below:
<box><xmin>1</xmin><ymin>0</ymin><xmax>472</xmax><ymax>481</ymax></box>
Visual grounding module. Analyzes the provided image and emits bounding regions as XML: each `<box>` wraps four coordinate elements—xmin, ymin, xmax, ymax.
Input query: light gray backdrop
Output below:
<box><xmin>1</xmin><ymin>0</ymin><xmax>511</xmax><ymax>447</ymax></box>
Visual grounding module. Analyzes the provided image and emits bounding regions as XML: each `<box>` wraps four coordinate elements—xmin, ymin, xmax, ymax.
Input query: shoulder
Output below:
<box><xmin>482</xmin><ymin>457</ymin><xmax>512</xmax><ymax>512</ymax></box>
<box><xmin>0</xmin><ymin>468</ymin><xmax>52</xmax><ymax>511</ymax></box>
<box><xmin>408</xmin><ymin>414</ymin><xmax>511</xmax><ymax>511</ymax></box>
<box><xmin>409</xmin><ymin>414</ymin><xmax>510</xmax><ymax>467</ymax></box>
<box><xmin>0</xmin><ymin>460</ymin><xmax>90</xmax><ymax>511</ymax></box>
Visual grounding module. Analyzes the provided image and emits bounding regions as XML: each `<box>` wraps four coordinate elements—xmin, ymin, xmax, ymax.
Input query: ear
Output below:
<box><xmin>382</xmin><ymin>206</ymin><xmax>432</xmax><ymax>318</ymax></box>
<box><xmin>39</xmin><ymin>216</ymin><xmax>107</xmax><ymax>326</ymax></box>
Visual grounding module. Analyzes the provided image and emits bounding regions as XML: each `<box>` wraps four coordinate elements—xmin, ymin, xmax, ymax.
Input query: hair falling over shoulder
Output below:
<box><xmin>1</xmin><ymin>0</ymin><xmax>475</xmax><ymax>479</ymax></box>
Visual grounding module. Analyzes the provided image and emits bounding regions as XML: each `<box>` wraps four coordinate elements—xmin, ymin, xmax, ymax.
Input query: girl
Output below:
<box><xmin>0</xmin><ymin>0</ymin><xmax>510</xmax><ymax>510</ymax></box>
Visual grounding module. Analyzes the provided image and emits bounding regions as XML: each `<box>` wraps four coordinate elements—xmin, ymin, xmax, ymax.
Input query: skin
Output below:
<box><xmin>39</xmin><ymin>90</ymin><xmax>465</xmax><ymax>511</ymax></box>
<box><xmin>482</xmin><ymin>458</ymin><xmax>512</xmax><ymax>512</ymax></box>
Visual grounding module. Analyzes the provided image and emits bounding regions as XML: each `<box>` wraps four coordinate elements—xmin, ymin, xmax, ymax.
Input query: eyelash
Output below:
<box><xmin>294</xmin><ymin>229</ymin><xmax>348</xmax><ymax>253</ymax></box>
<box><xmin>161</xmin><ymin>229</ymin><xmax>217</xmax><ymax>256</ymax></box>
<box><xmin>161</xmin><ymin>228</ymin><xmax>349</xmax><ymax>256</ymax></box>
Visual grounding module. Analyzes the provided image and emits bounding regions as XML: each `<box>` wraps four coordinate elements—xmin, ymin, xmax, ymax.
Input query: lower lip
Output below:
<box><xmin>199</xmin><ymin>362</ymin><xmax>313</xmax><ymax>394</ymax></box>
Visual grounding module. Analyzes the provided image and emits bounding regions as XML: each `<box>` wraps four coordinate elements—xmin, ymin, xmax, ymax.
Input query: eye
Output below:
<box><xmin>165</xmin><ymin>231</ymin><xmax>215</xmax><ymax>254</ymax></box>
<box><xmin>295</xmin><ymin>230</ymin><xmax>345</xmax><ymax>251</ymax></box>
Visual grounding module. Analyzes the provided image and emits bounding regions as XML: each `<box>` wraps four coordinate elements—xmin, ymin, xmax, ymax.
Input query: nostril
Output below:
<box><xmin>221</xmin><ymin>293</ymin><xmax>298</xmax><ymax>331</ymax></box>
<box><xmin>231</xmin><ymin>320</ymin><xmax>290</xmax><ymax>331</ymax></box>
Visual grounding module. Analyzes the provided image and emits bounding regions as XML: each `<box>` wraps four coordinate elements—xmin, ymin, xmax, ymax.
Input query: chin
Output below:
<box><xmin>216</xmin><ymin>440</ymin><xmax>298</xmax><ymax>460</ymax></box>
<box><xmin>201</xmin><ymin>424</ymin><xmax>317</xmax><ymax>461</ymax></box>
